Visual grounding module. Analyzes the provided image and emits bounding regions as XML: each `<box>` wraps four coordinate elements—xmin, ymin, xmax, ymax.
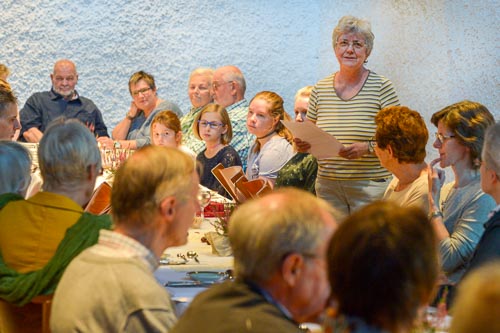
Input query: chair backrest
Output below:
<box><xmin>84</xmin><ymin>181</ymin><xmax>112</xmax><ymax>215</ymax></box>
<box><xmin>0</xmin><ymin>294</ymin><xmax>53</xmax><ymax>333</ymax></box>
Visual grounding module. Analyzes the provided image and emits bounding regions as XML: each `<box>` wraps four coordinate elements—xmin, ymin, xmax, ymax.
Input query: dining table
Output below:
<box><xmin>154</xmin><ymin>200</ymin><xmax>234</xmax><ymax>315</ymax></box>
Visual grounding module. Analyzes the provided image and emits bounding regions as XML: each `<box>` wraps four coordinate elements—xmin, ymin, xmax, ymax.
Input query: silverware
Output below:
<box><xmin>187</xmin><ymin>251</ymin><xmax>200</xmax><ymax>263</ymax></box>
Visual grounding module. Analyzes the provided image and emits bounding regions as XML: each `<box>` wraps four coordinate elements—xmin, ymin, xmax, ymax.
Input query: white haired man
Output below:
<box><xmin>212</xmin><ymin>65</ymin><xmax>253</xmax><ymax>170</ymax></box>
<box><xmin>51</xmin><ymin>146</ymin><xmax>200</xmax><ymax>332</ymax></box>
<box><xmin>171</xmin><ymin>188</ymin><xmax>337</xmax><ymax>332</ymax></box>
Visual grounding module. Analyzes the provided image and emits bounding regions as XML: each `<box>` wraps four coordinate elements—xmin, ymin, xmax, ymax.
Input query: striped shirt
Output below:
<box><xmin>307</xmin><ymin>71</ymin><xmax>399</xmax><ymax>180</ymax></box>
<box><xmin>181</xmin><ymin>106</ymin><xmax>205</xmax><ymax>154</ymax></box>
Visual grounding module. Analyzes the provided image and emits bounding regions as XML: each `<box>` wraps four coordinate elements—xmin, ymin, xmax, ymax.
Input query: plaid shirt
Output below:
<box><xmin>90</xmin><ymin>229</ymin><xmax>158</xmax><ymax>272</ymax></box>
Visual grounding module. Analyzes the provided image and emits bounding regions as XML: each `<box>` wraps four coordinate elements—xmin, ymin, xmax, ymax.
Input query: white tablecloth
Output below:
<box><xmin>154</xmin><ymin>218</ymin><xmax>233</xmax><ymax>314</ymax></box>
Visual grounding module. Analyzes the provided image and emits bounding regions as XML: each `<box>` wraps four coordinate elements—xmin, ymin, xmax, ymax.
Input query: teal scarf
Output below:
<box><xmin>0</xmin><ymin>193</ymin><xmax>112</xmax><ymax>305</ymax></box>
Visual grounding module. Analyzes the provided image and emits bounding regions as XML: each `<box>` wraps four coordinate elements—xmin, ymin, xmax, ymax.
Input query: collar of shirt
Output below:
<box><xmin>92</xmin><ymin>229</ymin><xmax>159</xmax><ymax>271</ymax></box>
<box><xmin>49</xmin><ymin>88</ymin><xmax>80</xmax><ymax>101</ymax></box>
<box><xmin>244</xmin><ymin>279</ymin><xmax>296</xmax><ymax>324</ymax></box>
<box><xmin>488</xmin><ymin>203</ymin><xmax>500</xmax><ymax>219</ymax></box>
<box><xmin>226</xmin><ymin>98</ymin><xmax>248</xmax><ymax>112</ymax></box>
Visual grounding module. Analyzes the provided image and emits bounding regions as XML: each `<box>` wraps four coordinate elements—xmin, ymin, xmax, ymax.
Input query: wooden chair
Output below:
<box><xmin>0</xmin><ymin>294</ymin><xmax>53</xmax><ymax>333</ymax></box>
<box><xmin>84</xmin><ymin>181</ymin><xmax>112</xmax><ymax>215</ymax></box>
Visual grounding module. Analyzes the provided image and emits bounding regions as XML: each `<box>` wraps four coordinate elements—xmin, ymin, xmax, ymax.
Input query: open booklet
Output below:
<box><xmin>211</xmin><ymin>163</ymin><xmax>272</xmax><ymax>204</ymax></box>
<box><xmin>281</xmin><ymin>120</ymin><xmax>344</xmax><ymax>159</ymax></box>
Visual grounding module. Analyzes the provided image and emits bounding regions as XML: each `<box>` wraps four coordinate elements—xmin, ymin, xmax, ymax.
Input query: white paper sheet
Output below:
<box><xmin>281</xmin><ymin>120</ymin><xmax>344</xmax><ymax>159</ymax></box>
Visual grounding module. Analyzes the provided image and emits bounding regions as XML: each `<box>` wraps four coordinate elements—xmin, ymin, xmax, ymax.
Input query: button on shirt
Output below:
<box><xmin>20</xmin><ymin>89</ymin><xmax>109</xmax><ymax>139</ymax></box>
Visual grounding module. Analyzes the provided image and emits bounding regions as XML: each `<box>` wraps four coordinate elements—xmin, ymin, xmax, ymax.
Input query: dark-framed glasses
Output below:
<box><xmin>131</xmin><ymin>87</ymin><xmax>152</xmax><ymax>97</ymax></box>
<box><xmin>198</xmin><ymin>120</ymin><xmax>224</xmax><ymax>129</ymax></box>
<box><xmin>435</xmin><ymin>132</ymin><xmax>455</xmax><ymax>144</ymax></box>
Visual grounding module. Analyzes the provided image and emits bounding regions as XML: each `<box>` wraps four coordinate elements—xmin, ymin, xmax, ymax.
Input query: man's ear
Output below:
<box><xmin>159</xmin><ymin>196</ymin><xmax>176</xmax><ymax>220</ymax></box>
<box><xmin>281</xmin><ymin>253</ymin><xmax>304</xmax><ymax>287</ymax></box>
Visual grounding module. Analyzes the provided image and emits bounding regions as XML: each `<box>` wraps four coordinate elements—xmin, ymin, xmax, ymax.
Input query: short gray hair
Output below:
<box><xmin>483</xmin><ymin>122</ymin><xmax>500</xmax><ymax>177</ymax></box>
<box><xmin>332</xmin><ymin>15</ymin><xmax>375</xmax><ymax>56</ymax></box>
<box><xmin>229</xmin><ymin>188</ymin><xmax>336</xmax><ymax>283</ymax></box>
<box><xmin>189</xmin><ymin>67</ymin><xmax>214</xmax><ymax>84</ymax></box>
<box><xmin>222</xmin><ymin>67</ymin><xmax>246</xmax><ymax>95</ymax></box>
<box><xmin>0</xmin><ymin>141</ymin><xmax>31</xmax><ymax>196</ymax></box>
<box><xmin>38</xmin><ymin>118</ymin><xmax>101</xmax><ymax>190</ymax></box>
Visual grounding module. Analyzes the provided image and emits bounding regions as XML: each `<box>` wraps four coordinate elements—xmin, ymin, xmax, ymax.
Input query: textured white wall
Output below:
<box><xmin>1</xmin><ymin>0</ymin><xmax>498</xmax><ymax>161</ymax></box>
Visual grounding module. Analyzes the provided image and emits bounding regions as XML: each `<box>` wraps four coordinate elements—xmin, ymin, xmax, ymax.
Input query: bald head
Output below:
<box><xmin>229</xmin><ymin>188</ymin><xmax>337</xmax><ymax>283</ymax></box>
<box><xmin>213</xmin><ymin>65</ymin><xmax>246</xmax><ymax>107</ymax></box>
<box><xmin>51</xmin><ymin>59</ymin><xmax>78</xmax><ymax>98</ymax></box>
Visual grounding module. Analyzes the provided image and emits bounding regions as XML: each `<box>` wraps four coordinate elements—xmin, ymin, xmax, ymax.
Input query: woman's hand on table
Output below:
<box><xmin>338</xmin><ymin>142</ymin><xmax>368</xmax><ymax>159</ymax></box>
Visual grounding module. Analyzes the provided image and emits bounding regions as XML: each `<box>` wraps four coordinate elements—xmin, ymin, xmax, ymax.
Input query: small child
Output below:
<box><xmin>151</xmin><ymin>110</ymin><xmax>195</xmax><ymax>158</ymax></box>
<box><xmin>193</xmin><ymin>104</ymin><xmax>242</xmax><ymax>198</ymax></box>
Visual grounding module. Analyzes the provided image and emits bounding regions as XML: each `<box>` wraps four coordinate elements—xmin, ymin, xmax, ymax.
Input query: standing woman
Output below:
<box><xmin>428</xmin><ymin>100</ymin><xmax>495</xmax><ymax>287</ymax></box>
<box><xmin>246</xmin><ymin>91</ymin><xmax>294</xmax><ymax>187</ymax></box>
<box><xmin>181</xmin><ymin>68</ymin><xmax>214</xmax><ymax>154</ymax></box>
<box><xmin>298</xmin><ymin>15</ymin><xmax>399</xmax><ymax>218</ymax></box>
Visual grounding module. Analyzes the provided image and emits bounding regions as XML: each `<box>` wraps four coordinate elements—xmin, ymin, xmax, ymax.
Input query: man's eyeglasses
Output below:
<box><xmin>435</xmin><ymin>133</ymin><xmax>456</xmax><ymax>144</ymax></box>
<box><xmin>131</xmin><ymin>87</ymin><xmax>152</xmax><ymax>97</ymax></box>
<box><xmin>336</xmin><ymin>40</ymin><xmax>366</xmax><ymax>50</ymax></box>
<box><xmin>198</xmin><ymin>120</ymin><xmax>224</xmax><ymax>129</ymax></box>
<box><xmin>212</xmin><ymin>81</ymin><xmax>233</xmax><ymax>91</ymax></box>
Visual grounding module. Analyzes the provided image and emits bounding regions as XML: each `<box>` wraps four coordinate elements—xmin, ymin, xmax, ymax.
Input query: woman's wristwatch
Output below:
<box><xmin>126</xmin><ymin>113</ymin><xmax>135</xmax><ymax>120</ymax></box>
<box><xmin>367</xmin><ymin>140</ymin><xmax>375</xmax><ymax>154</ymax></box>
<box><xmin>428</xmin><ymin>210</ymin><xmax>443</xmax><ymax>220</ymax></box>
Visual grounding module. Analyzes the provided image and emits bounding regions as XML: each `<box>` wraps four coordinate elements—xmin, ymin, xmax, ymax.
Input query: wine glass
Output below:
<box><xmin>197</xmin><ymin>190</ymin><xmax>212</xmax><ymax>223</ymax></box>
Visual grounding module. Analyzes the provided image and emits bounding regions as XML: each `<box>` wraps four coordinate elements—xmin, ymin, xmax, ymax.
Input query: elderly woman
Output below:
<box><xmin>325</xmin><ymin>201</ymin><xmax>438</xmax><ymax>333</ymax></box>
<box><xmin>246</xmin><ymin>91</ymin><xmax>294</xmax><ymax>187</ymax></box>
<box><xmin>0</xmin><ymin>142</ymin><xmax>31</xmax><ymax>197</ymax></box>
<box><xmin>275</xmin><ymin>86</ymin><xmax>318</xmax><ymax>193</ymax></box>
<box><xmin>374</xmin><ymin>106</ymin><xmax>429</xmax><ymax>212</ymax></box>
<box><xmin>296</xmin><ymin>15</ymin><xmax>399</xmax><ymax>218</ymax></box>
<box><xmin>109</xmin><ymin>71</ymin><xmax>182</xmax><ymax>149</ymax></box>
<box><xmin>428</xmin><ymin>100</ymin><xmax>495</xmax><ymax>287</ymax></box>
<box><xmin>180</xmin><ymin>67</ymin><xmax>214</xmax><ymax>154</ymax></box>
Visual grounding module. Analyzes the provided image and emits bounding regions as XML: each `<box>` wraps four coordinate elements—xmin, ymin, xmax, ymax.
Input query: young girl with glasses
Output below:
<box><xmin>193</xmin><ymin>104</ymin><xmax>242</xmax><ymax>198</ymax></box>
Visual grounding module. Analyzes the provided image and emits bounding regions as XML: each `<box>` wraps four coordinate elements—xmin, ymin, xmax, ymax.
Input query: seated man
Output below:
<box><xmin>212</xmin><ymin>65</ymin><xmax>253</xmax><ymax>170</ymax></box>
<box><xmin>51</xmin><ymin>146</ymin><xmax>200</xmax><ymax>332</ymax></box>
<box><xmin>0</xmin><ymin>79</ymin><xmax>21</xmax><ymax>141</ymax></box>
<box><xmin>19</xmin><ymin>59</ymin><xmax>109</xmax><ymax>142</ymax></box>
<box><xmin>171</xmin><ymin>188</ymin><xmax>337</xmax><ymax>333</ymax></box>
<box><xmin>0</xmin><ymin>119</ymin><xmax>111</xmax><ymax>332</ymax></box>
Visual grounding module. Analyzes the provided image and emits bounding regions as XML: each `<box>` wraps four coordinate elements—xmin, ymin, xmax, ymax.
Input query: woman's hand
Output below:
<box><xmin>338</xmin><ymin>142</ymin><xmax>368</xmax><ymax>159</ymax></box>
<box><xmin>294</xmin><ymin>138</ymin><xmax>311</xmax><ymax>153</ymax></box>
<box><xmin>127</xmin><ymin>101</ymin><xmax>140</xmax><ymax>119</ymax></box>
<box><xmin>428</xmin><ymin>158</ymin><xmax>445</xmax><ymax>210</ymax></box>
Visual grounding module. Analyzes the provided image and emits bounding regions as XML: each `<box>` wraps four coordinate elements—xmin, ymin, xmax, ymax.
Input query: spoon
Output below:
<box><xmin>187</xmin><ymin>251</ymin><xmax>200</xmax><ymax>263</ymax></box>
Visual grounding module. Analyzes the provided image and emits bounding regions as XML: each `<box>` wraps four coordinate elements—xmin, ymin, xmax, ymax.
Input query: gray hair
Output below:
<box><xmin>332</xmin><ymin>15</ymin><xmax>375</xmax><ymax>56</ymax></box>
<box><xmin>222</xmin><ymin>66</ymin><xmax>246</xmax><ymax>95</ymax></box>
<box><xmin>482</xmin><ymin>122</ymin><xmax>500</xmax><ymax>177</ymax></box>
<box><xmin>189</xmin><ymin>67</ymin><xmax>214</xmax><ymax>83</ymax></box>
<box><xmin>229</xmin><ymin>188</ymin><xmax>336</xmax><ymax>283</ymax></box>
<box><xmin>0</xmin><ymin>141</ymin><xmax>31</xmax><ymax>196</ymax></box>
<box><xmin>38</xmin><ymin>118</ymin><xmax>101</xmax><ymax>190</ymax></box>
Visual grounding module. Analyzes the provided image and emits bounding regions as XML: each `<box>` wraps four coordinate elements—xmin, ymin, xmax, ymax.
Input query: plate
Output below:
<box><xmin>187</xmin><ymin>271</ymin><xmax>227</xmax><ymax>284</ymax></box>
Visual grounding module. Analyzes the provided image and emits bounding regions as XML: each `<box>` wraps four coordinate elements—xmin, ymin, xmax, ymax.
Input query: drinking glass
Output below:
<box><xmin>197</xmin><ymin>191</ymin><xmax>212</xmax><ymax>223</ymax></box>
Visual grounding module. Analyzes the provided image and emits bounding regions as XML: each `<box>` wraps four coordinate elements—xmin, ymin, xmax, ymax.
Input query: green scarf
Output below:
<box><xmin>0</xmin><ymin>193</ymin><xmax>112</xmax><ymax>305</ymax></box>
